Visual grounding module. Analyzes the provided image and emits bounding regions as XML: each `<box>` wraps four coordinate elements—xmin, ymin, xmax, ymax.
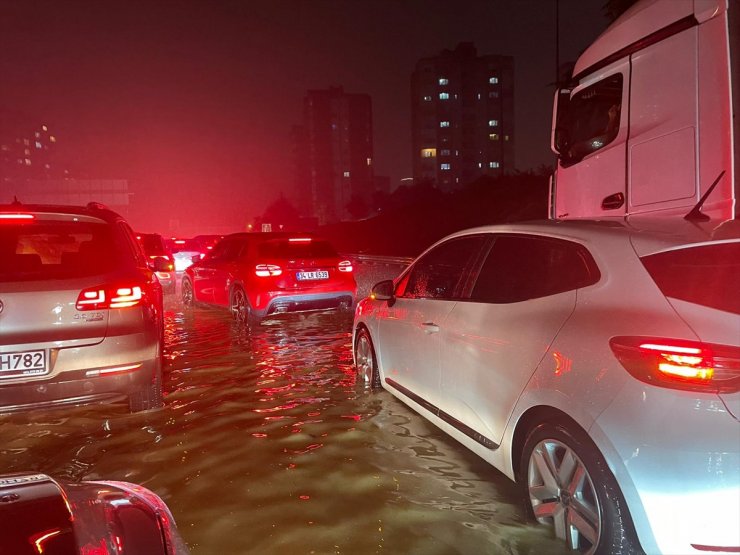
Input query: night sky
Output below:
<box><xmin>1</xmin><ymin>1</ymin><xmax>608</xmax><ymax>234</ymax></box>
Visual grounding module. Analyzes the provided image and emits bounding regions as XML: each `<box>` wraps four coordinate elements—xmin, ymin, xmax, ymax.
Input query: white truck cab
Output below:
<box><xmin>551</xmin><ymin>0</ymin><xmax>739</xmax><ymax>221</ymax></box>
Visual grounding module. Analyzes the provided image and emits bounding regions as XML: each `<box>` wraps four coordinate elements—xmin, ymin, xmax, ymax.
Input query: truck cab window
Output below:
<box><xmin>557</xmin><ymin>74</ymin><xmax>623</xmax><ymax>165</ymax></box>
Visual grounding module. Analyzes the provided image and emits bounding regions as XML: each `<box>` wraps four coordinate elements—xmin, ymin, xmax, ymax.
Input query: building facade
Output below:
<box><xmin>293</xmin><ymin>87</ymin><xmax>374</xmax><ymax>224</ymax></box>
<box><xmin>411</xmin><ymin>43</ymin><xmax>514</xmax><ymax>190</ymax></box>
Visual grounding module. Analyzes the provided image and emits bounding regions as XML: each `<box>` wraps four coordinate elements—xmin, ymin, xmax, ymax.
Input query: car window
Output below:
<box><xmin>257</xmin><ymin>239</ymin><xmax>337</xmax><ymax>259</ymax></box>
<box><xmin>397</xmin><ymin>235</ymin><xmax>486</xmax><ymax>300</ymax></box>
<box><xmin>0</xmin><ymin>221</ymin><xmax>122</xmax><ymax>281</ymax></box>
<box><xmin>140</xmin><ymin>234</ymin><xmax>167</xmax><ymax>255</ymax></box>
<box><xmin>208</xmin><ymin>239</ymin><xmax>246</xmax><ymax>261</ymax></box>
<box><xmin>471</xmin><ymin>235</ymin><xmax>599</xmax><ymax>303</ymax></box>
<box><xmin>120</xmin><ymin>222</ymin><xmax>148</xmax><ymax>268</ymax></box>
<box><xmin>641</xmin><ymin>242</ymin><xmax>740</xmax><ymax>314</ymax></box>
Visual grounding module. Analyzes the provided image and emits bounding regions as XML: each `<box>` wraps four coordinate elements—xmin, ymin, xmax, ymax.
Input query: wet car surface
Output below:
<box><xmin>0</xmin><ymin>265</ymin><xmax>570</xmax><ymax>555</ymax></box>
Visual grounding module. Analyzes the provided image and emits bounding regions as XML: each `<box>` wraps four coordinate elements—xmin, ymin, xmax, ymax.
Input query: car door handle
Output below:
<box><xmin>421</xmin><ymin>322</ymin><xmax>440</xmax><ymax>333</ymax></box>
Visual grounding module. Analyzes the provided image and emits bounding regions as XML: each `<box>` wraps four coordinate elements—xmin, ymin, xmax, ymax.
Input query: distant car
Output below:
<box><xmin>167</xmin><ymin>235</ymin><xmax>222</xmax><ymax>272</ymax></box>
<box><xmin>0</xmin><ymin>202</ymin><xmax>166</xmax><ymax>413</ymax></box>
<box><xmin>353</xmin><ymin>218</ymin><xmax>740</xmax><ymax>555</ymax></box>
<box><xmin>137</xmin><ymin>232</ymin><xmax>176</xmax><ymax>293</ymax></box>
<box><xmin>182</xmin><ymin>232</ymin><xmax>356</xmax><ymax>322</ymax></box>
<box><xmin>0</xmin><ymin>472</ymin><xmax>189</xmax><ymax>554</ymax></box>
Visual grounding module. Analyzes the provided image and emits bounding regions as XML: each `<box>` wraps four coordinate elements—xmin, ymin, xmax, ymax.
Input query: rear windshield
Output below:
<box><xmin>0</xmin><ymin>221</ymin><xmax>121</xmax><ymax>281</ymax></box>
<box><xmin>140</xmin><ymin>234</ymin><xmax>167</xmax><ymax>255</ymax></box>
<box><xmin>641</xmin><ymin>243</ymin><xmax>740</xmax><ymax>314</ymax></box>
<box><xmin>257</xmin><ymin>239</ymin><xmax>337</xmax><ymax>259</ymax></box>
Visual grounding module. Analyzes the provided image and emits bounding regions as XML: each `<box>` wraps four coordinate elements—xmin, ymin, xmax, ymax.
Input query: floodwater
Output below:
<box><xmin>0</xmin><ymin>265</ymin><xmax>569</xmax><ymax>555</ymax></box>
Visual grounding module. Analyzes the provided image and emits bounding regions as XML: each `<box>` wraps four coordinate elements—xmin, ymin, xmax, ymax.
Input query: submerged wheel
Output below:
<box><xmin>230</xmin><ymin>286</ymin><xmax>252</xmax><ymax>325</ymax></box>
<box><xmin>354</xmin><ymin>328</ymin><xmax>381</xmax><ymax>389</ymax></box>
<box><xmin>129</xmin><ymin>360</ymin><xmax>163</xmax><ymax>413</ymax></box>
<box><xmin>181</xmin><ymin>277</ymin><xmax>194</xmax><ymax>306</ymax></box>
<box><xmin>521</xmin><ymin>422</ymin><xmax>640</xmax><ymax>555</ymax></box>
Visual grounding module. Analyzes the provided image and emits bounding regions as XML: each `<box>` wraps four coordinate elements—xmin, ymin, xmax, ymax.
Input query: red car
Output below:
<box><xmin>181</xmin><ymin>232</ymin><xmax>356</xmax><ymax>322</ymax></box>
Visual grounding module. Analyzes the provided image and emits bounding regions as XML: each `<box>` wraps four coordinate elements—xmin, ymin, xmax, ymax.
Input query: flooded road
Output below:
<box><xmin>0</xmin><ymin>270</ymin><xmax>569</xmax><ymax>555</ymax></box>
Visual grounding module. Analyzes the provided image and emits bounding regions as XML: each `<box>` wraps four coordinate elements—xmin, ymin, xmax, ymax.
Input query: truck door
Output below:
<box><xmin>553</xmin><ymin>60</ymin><xmax>630</xmax><ymax>219</ymax></box>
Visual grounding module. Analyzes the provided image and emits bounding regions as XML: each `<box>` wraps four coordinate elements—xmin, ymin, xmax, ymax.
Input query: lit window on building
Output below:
<box><xmin>440</xmin><ymin>121</ymin><xmax>450</xmax><ymax>128</ymax></box>
<box><xmin>24</xmin><ymin>158</ymin><xmax>32</xmax><ymax>165</ymax></box>
<box><xmin>478</xmin><ymin>162</ymin><xmax>483</xmax><ymax>168</ymax></box>
<box><xmin>505</xmin><ymin>135</ymin><xmax>510</xmax><ymax>141</ymax></box>
<box><xmin>439</xmin><ymin>78</ymin><xmax>449</xmax><ymax>85</ymax></box>
<box><xmin>24</xmin><ymin>149</ymin><xmax>30</xmax><ymax>155</ymax></box>
<box><xmin>441</xmin><ymin>163</ymin><xmax>451</xmax><ymax>170</ymax></box>
<box><xmin>421</xmin><ymin>148</ymin><xmax>437</xmax><ymax>158</ymax></box>
<box><xmin>23</xmin><ymin>139</ymin><xmax>30</xmax><ymax>146</ymax></box>
<box><xmin>489</xmin><ymin>120</ymin><xmax>499</xmax><ymax>127</ymax></box>
<box><xmin>42</xmin><ymin>125</ymin><xmax>48</xmax><ymax>131</ymax></box>
<box><xmin>35</xmin><ymin>142</ymin><xmax>42</xmax><ymax>149</ymax></box>
<box><xmin>477</xmin><ymin>93</ymin><xmax>481</xmax><ymax>100</ymax></box>
<box><xmin>489</xmin><ymin>133</ymin><xmax>499</xmax><ymax>141</ymax></box>
<box><xmin>50</xmin><ymin>136</ymin><xmax>56</xmax><ymax>143</ymax></box>
<box><xmin>439</xmin><ymin>92</ymin><xmax>449</xmax><ymax>100</ymax></box>
<box><xmin>35</xmin><ymin>132</ymin><xmax>40</xmax><ymax>138</ymax></box>
<box><xmin>343</xmin><ymin>171</ymin><xmax>350</xmax><ymax>177</ymax></box>
<box><xmin>489</xmin><ymin>77</ymin><xmax>499</xmax><ymax>84</ymax></box>
<box><xmin>489</xmin><ymin>91</ymin><xmax>499</xmax><ymax>98</ymax></box>
<box><xmin>489</xmin><ymin>161</ymin><xmax>500</xmax><ymax>168</ymax></box>
<box><xmin>367</xmin><ymin>158</ymin><xmax>372</xmax><ymax>165</ymax></box>
<box><xmin>440</xmin><ymin>149</ymin><xmax>451</xmax><ymax>156</ymax></box>
<box><xmin>423</xmin><ymin>95</ymin><xmax>432</xmax><ymax>101</ymax></box>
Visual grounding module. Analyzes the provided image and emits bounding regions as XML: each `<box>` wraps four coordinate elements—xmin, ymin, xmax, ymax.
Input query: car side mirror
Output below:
<box><xmin>371</xmin><ymin>279</ymin><xmax>395</xmax><ymax>301</ymax></box>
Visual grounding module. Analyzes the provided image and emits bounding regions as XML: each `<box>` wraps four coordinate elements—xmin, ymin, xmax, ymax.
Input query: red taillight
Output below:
<box><xmin>76</xmin><ymin>284</ymin><xmax>144</xmax><ymax>310</ymax></box>
<box><xmin>610</xmin><ymin>336</ymin><xmax>740</xmax><ymax>393</ymax></box>
<box><xmin>289</xmin><ymin>237</ymin><xmax>312</xmax><ymax>243</ymax></box>
<box><xmin>0</xmin><ymin>213</ymin><xmax>34</xmax><ymax>222</ymax></box>
<box><xmin>255</xmin><ymin>264</ymin><xmax>282</xmax><ymax>277</ymax></box>
<box><xmin>338</xmin><ymin>260</ymin><xmax>353</xmax><ymax>273</ymax></box>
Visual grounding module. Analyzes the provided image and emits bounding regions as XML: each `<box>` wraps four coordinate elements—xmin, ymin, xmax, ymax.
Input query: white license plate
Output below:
<box><xmin>296</xmin><ymin>270</ymin><xmax>329</xmax><ymax>281</ymax></box>
<box><xmin>0</xmin><ymin>350</ymin><xmax>48</xmax><ymax>378</ymax></box>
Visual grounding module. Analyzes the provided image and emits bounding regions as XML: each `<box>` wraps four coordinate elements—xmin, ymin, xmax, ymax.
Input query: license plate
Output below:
<box><xmin>296</xmin><ymin>270</ymin><xmax>329</xmax><ymax>281</ymax></box>
<box><xmin>0</xmin><ymin>350</ymin><xmax>48</xmax><ymax>379</ymax></box>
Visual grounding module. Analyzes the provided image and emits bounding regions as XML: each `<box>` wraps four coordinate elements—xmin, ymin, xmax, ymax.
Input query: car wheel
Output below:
<box><xmin>181</xmin><ymin>276</ymin><xmax>194</xmax><ymax>306</ymax></box>
<box><xmin>354</xmin><ymin>328</ymin><xmax>381</xmax><ymax>389</ymax></box>
<box><xmin>521</xmin><ymin>422</ymin><xmax>640</xmax><ymax>555</ymax></box>
<box><xmin>129</xmin><ymin>361</ymin><xmax>163</xmax><ymax>413</ymax></box>
<box><xmin>230</xmin><ymin>285</ymin><xmax>253</xmax><ymax>325</ymax></box>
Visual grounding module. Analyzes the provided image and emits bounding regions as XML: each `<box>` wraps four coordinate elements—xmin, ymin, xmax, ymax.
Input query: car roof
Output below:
<box><xmin>0</xmin><ymin>202</ymin><xmax>123</xmax><ymax>224</ymax></box>
<box><xmin>444</xmin><ymin>217</ymin><xmax>740</xmax><ymax>257</ymax></box>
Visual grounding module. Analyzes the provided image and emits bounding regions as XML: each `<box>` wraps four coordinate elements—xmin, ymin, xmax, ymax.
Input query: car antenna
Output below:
<box><xmin>684</xmin><ymin>171</ymin><xmax>725</xmax><ymax>222</ymax></box>
<box><xmin>11</xmin><ymin>195</ymin><xmax>21</xmax><ymax>205</ymax></box>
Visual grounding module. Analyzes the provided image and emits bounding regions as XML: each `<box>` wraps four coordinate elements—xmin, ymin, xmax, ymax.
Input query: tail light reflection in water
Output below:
<box><xmin>0</xmin><ymin>300</ymin><xmax>567</xmax><ymax>554</ymax></box>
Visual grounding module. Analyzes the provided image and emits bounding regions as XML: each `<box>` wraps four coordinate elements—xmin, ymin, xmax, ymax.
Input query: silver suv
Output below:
<box><xmin>0</xmin><ymin>202</ymin><xmax>165</xmax><ymax>412</ymax></box>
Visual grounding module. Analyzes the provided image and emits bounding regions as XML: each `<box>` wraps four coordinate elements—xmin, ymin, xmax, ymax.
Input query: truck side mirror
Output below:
<box><xmin>551</xmin><ymin>88</ymin><xmax>572</xmax><ymax>155</ymax></box>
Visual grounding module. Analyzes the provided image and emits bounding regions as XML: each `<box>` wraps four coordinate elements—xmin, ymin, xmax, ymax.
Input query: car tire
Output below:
<box><xmin>520</xmin><ymin>422</ymin><xmax>641</xmax><ymax>555</ymax></box>
<box><xmin>354</xmin><ymin>328</ymin><xmax>381</xmax><ymax>389</ymax></box>
<box><xmin>230</xmin><ymin>285</ymin><xmax>254</xmax><ymax>326</ymax></box>
<box><xmin>181</xmin><ymin>276</ymin><xmax>194</xmax><ymax>307</ymax></box>
<box><xmin>129</xmin><ymin>362</ymin><xmax>163</xmax><ymax>413</ymax></box>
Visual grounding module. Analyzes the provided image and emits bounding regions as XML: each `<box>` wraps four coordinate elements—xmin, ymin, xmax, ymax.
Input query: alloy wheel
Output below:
<box><xmin>355</xmin><ymin>333</ymin><xmax>374</xmax><ymax>385</ymax></box>
<box><xmin>231</xmin><ymin>287</ymin><xmax>250</xmax><ymax>324</ymax></box>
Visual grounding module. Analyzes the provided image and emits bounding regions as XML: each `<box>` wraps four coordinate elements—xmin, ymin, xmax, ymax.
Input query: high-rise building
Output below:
<box><xmin>0</xmin><ymin>110</ymin><xmax>61</xmax><ymax>184</ymax></box>
<box><xmin>411</xmin><ymin>42</ymin><xmax>514</xmax><ymax>190</ymax></box>
<box><xmin>293</xmin><ymin>87</ymin><xmax>374</xmax><ymax>224</ymax></box>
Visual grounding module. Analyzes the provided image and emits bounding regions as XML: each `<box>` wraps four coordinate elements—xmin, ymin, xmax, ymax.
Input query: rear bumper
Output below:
<box><xmin>0</xmin><ymin>359</ymin><xmax>158</xmax><ymax>413</ymax></box>
<box><xmin>255</xmin><ymin>291</ymin><xmax>355</xmax><ymax>317</ymax></box>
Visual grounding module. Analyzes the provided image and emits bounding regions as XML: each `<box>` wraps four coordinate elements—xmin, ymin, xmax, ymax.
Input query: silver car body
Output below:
<box><xmin>353</xmin><ymin>218</ymin><xmax>740</xmax><ymax>554</ymax></box>
<box><xmin>0</xmin><ymin>204</ymin><xmax>164</xmax><ymax>412</ymax></box>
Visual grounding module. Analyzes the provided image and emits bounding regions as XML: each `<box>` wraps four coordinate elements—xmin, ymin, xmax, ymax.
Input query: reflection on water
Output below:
<box><xmin>0</xmin><ymin>299</ymin><xmax>567</xmax><ymax>554</ymax></box>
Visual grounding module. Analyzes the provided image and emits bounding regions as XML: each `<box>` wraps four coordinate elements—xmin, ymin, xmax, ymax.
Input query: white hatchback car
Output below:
<box><xmin>353</xmin><ymin>218</ymin><xmax>739</xmax><ymax>555</ymax></box>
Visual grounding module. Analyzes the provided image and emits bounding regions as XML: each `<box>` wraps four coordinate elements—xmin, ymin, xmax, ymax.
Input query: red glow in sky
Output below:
<box><xmin>0</xmin><ymin>1</ymin><xmax>607</xmax><ymax>234</ymax></box>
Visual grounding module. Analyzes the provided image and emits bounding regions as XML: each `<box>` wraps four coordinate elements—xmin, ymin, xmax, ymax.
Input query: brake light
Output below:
<box><xmin>610</xmin><ymin>336</ymin><xmax>740</xmax><ymax>393</ymax></box>
<box><xmin>338</xmin><ymin>260</ymin><xmax>353</xmax><ymax>272</ymax></box>
<box><xmin>289</xmin><ymin>237</ymin><xmax>312</xmax><ymax>243</ymax></box>
<box><xmin>0</xmin><ymin>213</ymin><xmax>34</xmax><ymax>222</ymax></box>
<box><xmin>255</xmin><ymin>264</ymin><xmax>282</xmax><ymax>277</ymax></box>
<box><xmin>76</xmin><ymin>284</ymin><xmax>144</xmax><ymax>310</ymax></box>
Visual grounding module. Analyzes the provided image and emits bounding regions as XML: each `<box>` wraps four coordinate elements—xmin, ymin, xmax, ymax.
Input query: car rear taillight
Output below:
<box><xmin>338</xmin><ymin>260</ymin><xmax>353</xmax><ymax>272</ymax></box>
<box><xmin>610</xmin><ymin>336</ymin><xmax>740</xmax><ymax>393</ymax></box>
<box><xmin>76</xmin><ymin>284</ymin><xmax>144</xmax><ymax>310</ymax></box>
<box><xmin>255</xmin><ymin>264</ymin><xmax>282</xmax><ymax>277</ymax></box>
